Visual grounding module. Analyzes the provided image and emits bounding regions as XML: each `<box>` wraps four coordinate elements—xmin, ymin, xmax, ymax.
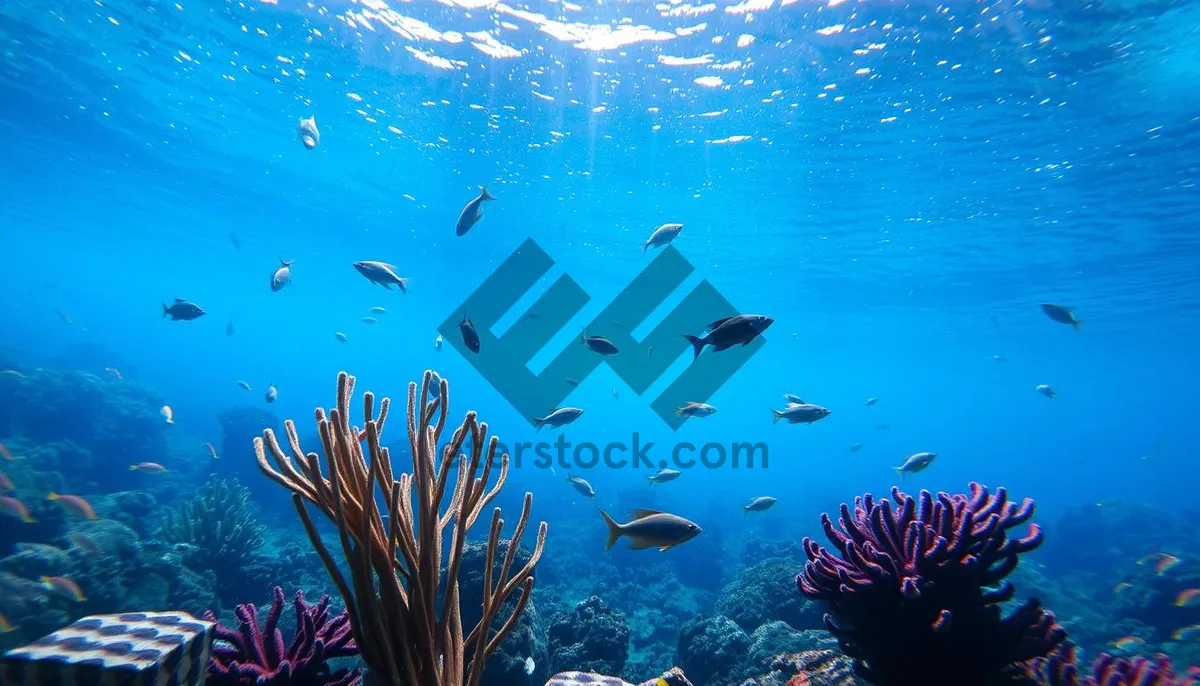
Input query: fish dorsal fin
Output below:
<box><xmin>174</xmin><ymin>298</ymin><xmax>185</xmax><ymax>302</ymax></box>
<box><xmin>707</xmin><ymin>316</ymin><xmax>735</xmax><ymax>331</ymax></box>
<box><xmin>629</xmin><ymin>508</ymin><xmax>663</xmax><ymax>520</ymax></box>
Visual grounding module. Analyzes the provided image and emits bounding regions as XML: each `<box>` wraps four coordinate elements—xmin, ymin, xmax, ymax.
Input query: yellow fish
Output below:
<box><xmin>47</xmin><ymin>492</ymin><xmax>98</xmax><ymax>520</ymax></box>
<box><xmin>41</xmin><ymin>576</ymin><xmax>86</xmax><ymax>602</ymax></box>
<box><xmin>1175</xmin><ymin>589</ymin><xmax>1200</xmax><ymax>607</ymax></box>
<box><xmin>0</xmin><ymin>613</ymin><xmax>17</xmax><ymax>633</ymax></box>
<box><xmin>1173</xmin><ymin>625</ymin><xmax>1200</xmax><ymax>642</ymax></box>
<box><xmin>0</xmin><ymin>495</ymin><xmax>35</xmax><ymax>523</ymax></box>
<box><xmin>161</xmin><ymin>405</ymin><xmax>174</xmax><ymax>424</ymax></box>
<box><xmin>1113</xmin><ymin>582</ymin><xmax>1132</xmax><ymax>595</ymax></box>
<box><xmin>1112</xmin><ymin>636</ymin><xmax>1146</xmax><ymax>651</ymax></box>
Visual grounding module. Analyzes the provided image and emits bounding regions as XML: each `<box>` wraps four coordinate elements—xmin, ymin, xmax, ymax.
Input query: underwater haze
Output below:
<box><xmin>2</xmin><ymin>0</ymin><xmax>1200</xmax><ymax>684</ymax></box>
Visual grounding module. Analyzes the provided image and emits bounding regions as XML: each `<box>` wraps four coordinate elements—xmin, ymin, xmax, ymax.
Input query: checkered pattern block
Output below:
<box><xmin>0</xmin><ymin>611</ymin><xmax>214</xmax><ymax>686</ymax></box>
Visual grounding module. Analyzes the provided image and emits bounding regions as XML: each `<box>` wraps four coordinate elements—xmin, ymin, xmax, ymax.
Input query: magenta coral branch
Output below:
<box><xmin>797</xmin><ymin>481</ymin><xmax>1066</xmax><ymax>686</ymax></box>
<box><xmin>1032</xmin><ymin>644</ymin><xmax>1200</xmax><ymax>686</ymax></box>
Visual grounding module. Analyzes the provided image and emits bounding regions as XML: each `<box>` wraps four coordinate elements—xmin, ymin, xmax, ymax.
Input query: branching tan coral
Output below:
<box><xmin>254</xmin><ymin>370</ymin><xmax>547</xmax><ymax>686</ymax></box>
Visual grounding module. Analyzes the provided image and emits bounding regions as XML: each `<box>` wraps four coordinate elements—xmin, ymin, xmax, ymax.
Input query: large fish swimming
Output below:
<box><xmin>892</xmin><ymin>451</ymin><xmax>937</xmax><ymax>478</ymax></box>
<box><xmin>162</xmin><ymin>299</ymin><xmax>205</xmax><ymax>321</ymax></box>
<box><xmin>771</xmin><ymin>399</ymin><xmax>831</xmax><ymax>425</ymax></box>
<box><xmin>455</xmin><ymin>186</ymin><xmax>495</xmax><ymax>236</ymax></box>
<box><xmin>533</xmin><ymin>407</ymin><xmax>583</xmax><ymax>431</ymax></box>
<box><xmin>459</xmin><ymin>315</ymin><xmax>480</xmax><ymax>353</ymax></box>
<box><xmin>683</xmin><ymin>314</ymin><xmax>773</xmax><ymax>360</ymax></box>
<box><xmin>1040</xmin><ymin>303</ymin><xmax>1082</xmax><ymax>331</ymax></box>
<box><xmin>641</xmin><ymin>223</ymin><xmax>683</xmax><ymax>253</ymax></box>
<box><xmin>599</xmin><ymin>509</ymin><xmax>702</xmax><ymax>551</ymax></box>
<box><xmin>352</xmin><ymin>261</ymin><xmax>408</xmax><ymax>293</ymax></box>
<box><xmin>298</xmin><ymin>116</ymin><xmax>319</xmax><ymax>149</ymax></box>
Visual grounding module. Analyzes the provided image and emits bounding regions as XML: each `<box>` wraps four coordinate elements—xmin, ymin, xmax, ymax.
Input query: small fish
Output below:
<box><xmin>0</xmin><ymin>613</ymin><xmax>17</xmax><ymax>633</ymax></box>
<box><xmin>270</xmin><ymin>259</ymin><xmax>295</xmax><ymax>292</ymax></box>
<box><xmin>228</xmin><ymin>232</ymin><xmax>241</xmax><ymax>249</ymax></box>
<box><xmin>599</xmin><ymin>508</ymin><xmax>702</xmax><ymax>551</ymax></box>
<box><xmin>41</xmin><ymin>576</ymin><xmax>87</xmax><ymax>602</ymax></box>
<box><xmin>0</xmin><ymin>495</ymin><xmax>34</xmax><ymax>523</ymax></box>
<box><xmin>0</xmin><ymin>369</ymin><xmax>26</xmax><ymax>378</ymax></box>
<box><xmin>783</xmin><ymin>393</ymin><xmax>806</xmax><ymax>404</ymax></box>
<box><xmin>676</xmin><ymin>401</ymin><xmax>717</xmax><ymax>418</ymax></box>
<box><xmin>849</xmin><ymin>442</ymin><xmax>863</xmax><ymax>453</ymax></box>
<box><xmin>1174</xmin><ymin>589</ymin><xmax>1200</xmax><ymax>607</ymax></box>
<box><xmin>362</xmin><ymin>316</ymin><xmax>379</xmax><ymax>324</ymax></box>
<box><xmin>459</xmin><ymin>314</ymin><xmax>481</xmax><ymax>353</ymax></box>
<box><xmin>130</xmin><ymin>462</ymin><xmax>168</xmax><ymax>473</ymax></box>
<box><xmin>162</xmin><ymin>299</ymin><xmax>205</xmax><ymax>321</ymax></box>
<box><xmin>565</xmin><ymin>378</ymin><xmax>580</xmax><ymax>387</ymax></box>
<box><xmin>877</xmin><ymin>423</ymin><xmax>891</xmax><ymax>430</ymax></box>
<box><xmin>0</xmin><ymin>472</ymin><xmax>12</xmax><ymax>491</ymax></box>
<box><xmin>434</xmin><ymin>334</ymin><xmax>443</xmax><ymax>351</ymax></box>
<box><xmin>370</xmin><ymin>306</ymin><xmax>386</xmax><ymax>314</ymax></box>
<box><xmin>772</xmin><ymin>401</ymin><xmax>831</xmax><ymax>425</ymax></box>
<box><xmin>1137</xmin><ymin>552</ymin><xmax>1174</xmax><ymax>566</ymax></box>
<box><xmin>1157</xmin><ymin>554</ymin><xmax>1183</xmax><ymax>576</ymax></box>
<box><xmin>524</xmin><ymin>312</ymin><xmax>542</xmax><ymax>322</ymax></box>
<box><xmin>892</xmin><ymin>452</ymin><xmax>937</xmax><ymax>478</ymax></box>
<box><xmin>523</xmin><ymin>657</ymin><xmax>535</xmax><ymax>676</ymax></box>
<box><xmin>1036</xmin><ymin>384</ymin><xmax>1056</xmax><ymax>398</ymax></box>
<box><xmin>647</xmin><ymin>345</ymin><xmax>653</xmax><ymax>358</ymax></box>
<box><xmin>352</xmin><ymin>261</ymin><xmax>409</xmax><ymax>292</ymax></box>
<box><xmin>611</xmin><ymin>388</ymin><xmax>620</xmax><ymax>400</ymax></box>
<box><xmin>266</xmin><ymin>383</ymin><xmax>278</xmax><ymax>404</ymax></box>
<box><xmin>104</xmin><ymin>367</ymin><xmax>123</xmax><ymax>380</ymax></box>
<box><xmin>1112</xmin><ymin>636</ymin><xmax>1145</xmax><ymax>651</ymax></box>
<box><xmin>298</xmin><ymin>115</ymin><xmax>320</xmax><ymax>149</ymax></box>
<box><xmin>641</xmin><ymin>223</ymin><xmax>684</xmax><ymax>253</ymax></box>
<box><xmin>533</xmin><ymin>407</ymin><xmax>584</xmax><ymax>431</ymax></box>
<box><xmin>56</xmin><ymin>309</ymin><xmax>74</xmax><ymax>325</ymax></box>
<box><xmin>1172</xmin><ymin>625</ymin><xmax>1200</xmax><ymax>642</ymax></box>
<box><xmin>226</xmin><ymin>319</ymin><xmax>235</xmax><ymax>336</ymax></box>
<box><xmin>684</xmin><ymin>314</ymin><xmax>773</xmax><ymax>360</ymax></box>
<box><xmin>47</xmin><ymin>492</ymin><xmax>98</xmax><ymax>520</ymax></box>
<box><xmin>335</xmin><ymin>332</ymin><xmax>348</xmax><ymax>343</ymax></box>
<box><xmin>1041</xmin><ymin>303</ymin><xmax>1082</xmax><ymax>331</ymax></box>
<box><xmin>161</xmin><ymin>405</ymin><xmax>174</xmax><ymax>424</ymax></box>
<box><xmin>0</xmin><ymin>443</ymin><xmax>14</xmax><ymax>461</ymax></box>
<box><xmin>864</xmin><ymin>397</ymin><xmax>878</xmax><ymax>406</ymax></box>
<box><xmin>205</xmin><ymin>442</ymin><xmax>220</xmax><ymax>460</ymax></box>
<box><xmin>236</xmin><ymin>380</ymin><xmax>252</xmax><ymax>391</ymax></box>
<box><xmin>1113</xmin><ymin>582</ymin><xmax>1132</xmax><ymax>595</ymax></box>
<box><xmin>989</xmin><ymin>355</ymin><xmax>1005</xmax><ymax>362</ymax></box>
<box><xmin>744</xmin><ymin>496</ymin><xmax>777</xmax><ymax>514</ymax></box>
<box><xmin>455</xmin><ymin>186</ymin><xmax>495</xmax><ymax>236</ymax></box>
<box><xmin>647</xmin><ymin>468</ymin><xmax>682</xmax><ymax>486</ymax></box>
<box><xmin>581</xmin><ymin>331</ymin><xmax>619</xmax><ymax>355</ymax></box>
<box><xmin>566</xmin><ymin>474</ymin><xmax>596</xmax><ymax>498</ymax></box>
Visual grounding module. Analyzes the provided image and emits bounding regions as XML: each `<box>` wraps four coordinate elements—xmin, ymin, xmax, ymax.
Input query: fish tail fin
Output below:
<box><xmin>532</xmin><ymin>417</ymin><xmax>544</xmax><ymax>432</ymax></box>
<box><xmin>1073</xmin><ymin>320</ymin><xmax>1083</xmax><ymax>332</ymax></box>
<box><xmin>23</xmin><ymin>514</ymin><xmax>35</xmax><ymax>523</ymax></box>
<box><xmin>480</xmin><ymin>186</ymin><xmax>494</xmax><ymax>201</ymax></box>
<box><xmin>647</xmin><ymin>476</ymin><xmax>655</xmax><ymax>486</ymax></box>
<box><xmin>641</xmin><ymin>241</ymin><xmax>649</xmax><ymax>253</ymax></box>
<box><xmin>161</xmin><ymin>303</ymin><xmax>168</xmax><ymax>318</ymax></box>
<box><xmin>129</xmin><ymin>465</ymin><xmax>138</xmax><ymax>471</ymax></box>
<box><xmin>398</xmin><ymin>278</ymin><xmax>409</xmax><ymax>295</ymax></box>
<box><xmin>772</xmin><ymin>409</ymin><xmax>783</xmax><ymax>425</ymax></box>
<box><xmin>280</xmin><ymin>258</ymin><xmax>294</xmax><ymax>267</ymax></box>
<box><xmin>47</xmin><ymin>492</ymin><xmax>59</xmax><ymax>501</ymax></box>
<box><xmin>892</xmin><ymin>467</ymin><xmax>905</xmax><ymax>479</ymax></box>
<box><xmin>682</xmin><ymin>334</ymin><xmax>704</xmax><ymax>360</ymax></box>
<box><xmin>599</xmin><ymin>509</ymin><xmax>622</xmax><ymax>551</ymax></box>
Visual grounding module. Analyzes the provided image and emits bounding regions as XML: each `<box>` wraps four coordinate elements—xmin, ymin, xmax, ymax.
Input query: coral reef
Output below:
<box><xmin>676</xmin><ymin>615</ymin><xmax>748</xmax><ymax>686</ymax></box>
<box><xmin>458</xmin><ymin>539</ymin><xmax>547</xmax><ymax>686</ymax></box>
<box><xmin>254</xmin><ymin>371</ymin><xmax>546</xmax><ymax>686</ymax></box>
<box><xmin>798</xmin><ymin>482</ymin><xmax>1066</xmax><ymax>685</ymax></box>
<box><xmin>158</xmin><ymin>476</ymin><xmax>268</xmax><ymax>606</ymax></box>
<box><xmin>714</xmin><ymin>557</ymin><xmax>823</xmax><ymax>633</ymax></box>
<box><xmin>1033</xmin><ymin>644</ymin><xmax>1200</xmax><ymax>685</ymax></box>
<box><xmin>738</xmin><ymin>650</ymin><xmax>865</xmax><ymax>686</ymax></box>
<box><xmin>547</xmin><ymin>596</ymin><xmax>630</xmax><ymax>677</ymax></box>
<box><xmin>204</xmin><ymin>586</ymin><xmax>360</xmax><ymax>686</ymax></box>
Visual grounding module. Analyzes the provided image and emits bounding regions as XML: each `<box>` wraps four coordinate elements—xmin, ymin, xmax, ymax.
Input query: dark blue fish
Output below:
<box><xmin>683</xmin><ymin>314</ymin><xmax>773</xmax><ymax>360</ymax></box>
<box><xmin>455</xmin><ymin>186</ymin><xmax>495</xmax><ymax>237</ymax></box>
<box><xmin>1040</xmin><ymin>303</ymin><xmax>1082</xmax><ymax>331</ymax></box>
<box><xmin>162</xmin><ymin>299</ymin><xmax>205</xmax><ymax>321</ymax></box>
<box><xmin>581</xmin><ymin>332</ymin><xmax>619</xmax><ymax>355</ymax></box>
<box><xmin>459</xmin><ymin>314</ymin><xmax>480</xmax><ymax>353</ymax></box>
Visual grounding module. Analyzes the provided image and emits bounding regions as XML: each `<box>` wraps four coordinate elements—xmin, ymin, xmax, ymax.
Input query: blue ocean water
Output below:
<box><xmin>2</xmin><ymin>0</ymin><xmax>1200</xmax><ymax>682</ymax></box>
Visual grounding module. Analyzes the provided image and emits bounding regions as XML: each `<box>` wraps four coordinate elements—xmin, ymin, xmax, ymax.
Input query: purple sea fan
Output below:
<box><xmin>797</xmin><ymin>481</ymin><xmax>1066</xmax><ymax>686</ymax></box>
<box><xmin>1033</xmin><ymin>644</ymin><xmax>1200</xmax><ymax>685</ymax></box>
<box><xmin>204</xmin><ymin>586</ymin><xmax>362</xmax><ymax>686</ymax></box>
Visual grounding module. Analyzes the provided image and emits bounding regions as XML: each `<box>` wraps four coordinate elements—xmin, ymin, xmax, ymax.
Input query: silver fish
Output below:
<box><xmin>744</xmin><ymin>496</ymin><xmax>777</xmax><ymax>514</ymax></box>
<box><xmin>455</xmin><ymin>186</ymin><xmax>495</xmax><ymax>237</ymax></box>
<box><xmin>353</xmin><ymin>261</ymin><xmax>409</xmax><ymax>293</ymax></box>
<box><xmin>236</xmin><ymin>380</ymin><xmax>252</xmax><ymax>391</ymax></box>
<box><xmin>298</xmin><ymin>116</ymin><xmax>319</xmax><ymax>149</ymax></box>
<box><xmin>600</xmin><ymin>508</ymin><xmax>701</xmax><ymax>551</ymax></box>
<box><xmin>581</xmin><ymin>332</ymin><xmax>619</xmax><ymax>355</ymax></box>
<box><xmin>864</xmin><ymin>397</ymin><xmax>878</xmax><ymax>406</ymax></box>
<box><xmin>647</xmin><ymin>468</ymin><xmax>682</xmax><ymax>486</ymax></box>
<box><xmin>566</xmin><ymin>474</ymin><xmax>595</xmax><ymax>498</ymax></box>
<box><xmin>892</xmin><ymin>452</ymin><xmax>936</xmax><ymax>478</ymax></box>
<box><xmin>676</xmin><ymin>402</ymin><xmax>717</xmax><ymax>418</ymax></box>
<box><xmin>335</xmin><ymin>332</ymin><xmax>348</xmax><ymax>343</ymax></box>
<box><xmin>265</xmin><ymin>383</ymin><xmax>278</xmax><ymax>404</ymax></box>
<box><xmin>641</xmin><ymin>223</ymin><xmax>683</xmax><ymax>253</ymax></box>
<box><xmin>271</xmin><ymin>259</ymin><xmax>294</xmax><ymax>292</ymax></box>
<box><xmin>1036</xmin><ymin>384</ymin><xmax>1056</xmax><ymax>398</ymax></box>
<box><xmin>434</xmin><ymin>334</ymin><xmax>443</xmax><ymax>351</ymax></box>
<box><xmin>772</xmin><ymin>400</ymin><xmax>830</xmax><ymax>425</ymax></box>
<box><xmin>533</xmin><ymin>407</ymin><xmax>583</xmax><ymax>432</ymax></box>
